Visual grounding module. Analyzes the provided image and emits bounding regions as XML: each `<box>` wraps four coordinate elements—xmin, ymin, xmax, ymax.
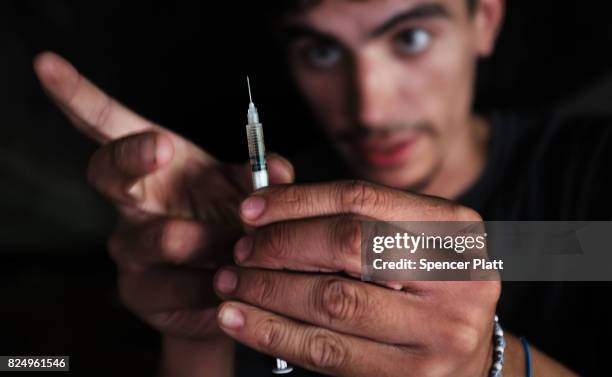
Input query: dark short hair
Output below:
<box><xmin>281</xmin><ymin>0</ymin><xmax>478</xmax><ymax>15</ymax></box>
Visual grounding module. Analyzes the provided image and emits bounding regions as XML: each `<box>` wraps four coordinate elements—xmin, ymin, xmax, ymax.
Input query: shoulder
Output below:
<box><xmin>518</xmin><ymin>77</ymin><xmax>612</xmax><ymax>219</ymax></box>
<box><xmin>481</xmin><ymin>76</ymin><xmax>612</xmax><ymax>220</ymax></box>
<box><xmin>533</xmin><ymin>76</ymin><xmax>612</xmax><ymax>178</ymax></box>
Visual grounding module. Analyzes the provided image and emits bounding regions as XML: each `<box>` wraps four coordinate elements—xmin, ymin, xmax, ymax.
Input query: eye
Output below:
<box><xmin>302</xmin><ymin>43</ymin><xmax>343</xmax><ymax>68</ymax></box>
<box><xmin>393</xmin><ymin>28</ymin><xmax>432</xmax><ymax>55</ymax></box>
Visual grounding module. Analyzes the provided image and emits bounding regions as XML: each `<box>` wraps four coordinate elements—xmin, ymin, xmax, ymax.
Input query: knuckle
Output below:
<box><xmin>255</xmin><ymin>317</ymin><xmax>286</xmax><ymax>352</ymax></box>
<box><xmin>250</xmin><ymin>272</ymin><xmax>277</xmax><ymax>307</ymax></box>
<box><xmin>67</xmin><ymin>74</ymin><xmax>83</xmax><ymax>106</ymax></box>
<box><xmin>259</xmin><ymin>222</ymin><xmax>294</xmax><ymax>260</ymax></box>
<box><xmin>112</xmin><ymin>137</ymin><xmax>130</xmax><ymax>172</ymax></box>
<box><xmin>454</xmin><ymin>205</ymin><xmax>483</xmax><ymax>222</ymax></box>
<box><xmin>477</xmin><ymin>281</ymin><xmax>502</xmax><ymax>305</ymax></box>
<box><xmin>279</xmin><ymin>184</ymin><xmax>312</xmax><ymax>214</ymax></box>
<box><xmin>94</xmin><ymin>95</ymin><xmax>114</xmax><ymax>128</ymax></box>
<box><xmin>147</xmin><ymin>310</ymin><xmax>218</xmax><ymax>338</ymax></box>
<box><xmin>339</xmin><ymin>180</ymin><xmax>380</xmax><ymax>213</ymax></box>
<box><xmin>305</xmin><ymin>329</ymin><xmax>349</xmax><ymax>370</ymax></box>
<box><xmin>146</xmin><ymin>311</ymin><xmax>181</xmax><ymax>334</ymax></box>
<box><xmin>317</xmin><ymin>278</ymin><xmax>364</xmax><ymax>324</ymax></box>
<box><xmin>329</xmin><ymin>216</ymin><xmax>362</xmax><ymax>261</ymax></box>
<box><xmin>157</xmin><ymin>222</ymin><xmax>186</xmax><ymax>264</ymax></box>
<box><xmin>442</xmin><ymin>323</ymin><xmax>481</xmax><ymax>356</ymax></box>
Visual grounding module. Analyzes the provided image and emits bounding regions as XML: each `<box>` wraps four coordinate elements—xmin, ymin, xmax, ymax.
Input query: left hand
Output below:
<box><xmin>213</xmin><ymin>180</ymin><xmax>501</xmax><ymax>377</ymax></box>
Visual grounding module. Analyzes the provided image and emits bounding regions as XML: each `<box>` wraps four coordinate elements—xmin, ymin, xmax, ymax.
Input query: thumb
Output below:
<box><xmin>235</xmin><ymin>153</ymin><xmax>295</xmax><ymax>235</ymax></box>
<box><xmin>267</xmin><ymin>153</ymin><xmax>295</xmax><ymax>185</ymax></box>
<box><xmin>234</xmin><ymin>153</ymin><xmax>295</xmax><ymax>193</ymax></box>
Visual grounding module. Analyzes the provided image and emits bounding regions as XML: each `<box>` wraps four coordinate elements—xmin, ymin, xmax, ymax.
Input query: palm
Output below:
<box><xmin>136</xmin><ymin>134</ymin><xmax>246</xmax><ymax>224</ymax></box>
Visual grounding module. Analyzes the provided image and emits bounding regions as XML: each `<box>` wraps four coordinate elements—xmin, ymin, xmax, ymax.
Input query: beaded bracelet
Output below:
<box><xmin>489</xmin><ymin>315</ymin><xmax>506</xmax><ymax>377</ymax></box>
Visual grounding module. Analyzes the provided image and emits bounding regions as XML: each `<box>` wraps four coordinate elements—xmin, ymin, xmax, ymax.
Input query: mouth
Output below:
<box><xmin>354</xmin><ymin>133</ymin><xmax>420</xmax><ymax>169</ymax></box>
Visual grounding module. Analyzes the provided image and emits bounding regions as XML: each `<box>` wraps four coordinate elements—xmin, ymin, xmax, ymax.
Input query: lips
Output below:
<box><xmin>356</xmin><ymin>136</ymin><xmax>418</xmax><ymax>169</ymax></box>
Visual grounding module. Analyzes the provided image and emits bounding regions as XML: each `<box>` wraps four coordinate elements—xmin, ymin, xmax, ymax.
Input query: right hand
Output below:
<box><xmin>34</xmin><ymin>52</ymin><xmax>295</xmax><ymax>339</ymax></box>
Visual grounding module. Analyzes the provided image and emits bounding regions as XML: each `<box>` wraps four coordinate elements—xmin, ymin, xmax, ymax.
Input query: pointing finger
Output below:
<box><xmin>34</xmin><ymin>51</ymin><xmax>160</xmax><ymax>143</ymax></box>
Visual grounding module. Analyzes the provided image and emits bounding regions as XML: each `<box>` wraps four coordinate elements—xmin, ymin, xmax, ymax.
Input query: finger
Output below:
<box><xmin>88</xmin><ymin>131</ymin><xmax>174</xmax><ymax>205</ymax></box>
<box><xmin>233</xmin><ymin>217</ymin><xmax>451</xmax><ymax>291</ymax></box>
<box><xmin>110</xmin><ymin>218</ymin><xmax>235</xmax><ymax>271</ymax></box>
<box><xmin>267</xmin><ymin>153</ymin><xmax>295</xmax><ymax>185</ymax></box>
<box><xmin>215</xmin><ymin>268</ymin><xmax>437</xmax><ymax>345</ymax></box>
<box><xmin>233</xmin><ymin>216</ymin><xmax>361</xmax><ymax>276</ymax></box>
<box><xmin>229</xmin><ymin>153</ymin><xmax>295</xmax><ymax>194</ymax></box>
<box><xmin>239</xmin><ymin>180</ymin><xmax>473</xmax><ymax>227</ymax></box>
<box><xmin>216</xmin><ymin>301</ymin><xmax>411</xmax><ymax>377</ymax></box>
<box><xmin>119</xmin><ymin>268</ymin><xmax>217</xmax><ymax>314</ymax></box>
<box><xmin>33</xmin><ymin>51</ymin><xmax>159</xmax><ymax>143</ymax></box>
<box><xmin>147</xmin><ymin>308</ymin><xmax>220</xmax><ymax>339</ymax></box>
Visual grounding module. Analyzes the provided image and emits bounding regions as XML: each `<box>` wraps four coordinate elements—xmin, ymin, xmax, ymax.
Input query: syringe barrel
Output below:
<box><xmin>246</xmin><ymin>122</ymin><xmax>269</xmax><ymax>190</ymax></box>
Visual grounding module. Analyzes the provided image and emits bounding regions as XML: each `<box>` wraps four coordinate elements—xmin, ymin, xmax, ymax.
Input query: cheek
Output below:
<box><xmin>291</xmin><ymin>66</ymin><xmax>350</xmax><ymax>134</ymax></box>
<box><xmin>407</xmin><ymin>36</ymin><xmax>475</xmax><ymax>137</ymax></box>
<box><xmin>423</xmin><ymin>40</ymin><xmax>475</xmax><ymax>130</ymax></box>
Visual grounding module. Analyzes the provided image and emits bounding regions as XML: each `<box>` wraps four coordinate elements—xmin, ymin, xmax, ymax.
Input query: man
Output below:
<box><xmin>33</xmin><ymin>0</ymin><xmax>609</xmax><ymax>375</ymax></box>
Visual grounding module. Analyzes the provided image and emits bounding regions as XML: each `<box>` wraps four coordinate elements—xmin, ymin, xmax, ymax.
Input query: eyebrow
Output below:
<box><xmin>370</xmin><ymin>3</ymin><xmax>451</xmax><ymax>37</ymax></box>
<box><xmin>284</xmin><ymin>2</ymin><xmax>451</xmax><ymax>43</ymax></box>
<box><xmin>284</xmin><ymin>25</ymin><xmax>343</xmax><ymax>47</ymax></box>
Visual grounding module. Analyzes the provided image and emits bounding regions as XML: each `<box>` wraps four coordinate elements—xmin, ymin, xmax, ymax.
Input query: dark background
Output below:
<box><xmin>1</xmin><ymin>1</ymin><xmax>611</xmax><ymax>375</ymax></box>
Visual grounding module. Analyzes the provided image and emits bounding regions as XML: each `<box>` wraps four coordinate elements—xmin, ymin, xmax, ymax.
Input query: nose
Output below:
<box><xmin>352</xmin><ymin>51</ymin><xmax>399</xmax><ymax>129</ymax></box>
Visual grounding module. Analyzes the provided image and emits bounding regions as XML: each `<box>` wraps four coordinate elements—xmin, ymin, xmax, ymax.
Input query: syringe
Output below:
<box><xmin>245</xmin><ymin>77</ymin><xmax>293</xmax><ymax>374</ymax></box>
<box><xmin>246</xmin><ymin>76</ymin><xmax>269</xmax><ymax>190</ymax></box>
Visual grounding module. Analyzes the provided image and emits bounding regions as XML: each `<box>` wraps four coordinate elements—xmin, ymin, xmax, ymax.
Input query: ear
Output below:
<box><xmin>473</xmin><ymin>0</ymin><xmax>505</xmax><ymax>57</ymax></box>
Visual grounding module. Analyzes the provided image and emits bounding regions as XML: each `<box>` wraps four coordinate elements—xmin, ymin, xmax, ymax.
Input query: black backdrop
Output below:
<box><xmin>1</xmin><ymin>1</ymin><xmax>612</xmax><ymax>375</ymax></box>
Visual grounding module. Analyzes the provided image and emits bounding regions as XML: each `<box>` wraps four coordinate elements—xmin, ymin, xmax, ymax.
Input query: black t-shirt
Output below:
<box><xmin>237</xmin><ymin>89</ymin><xmax>612</xmax><ymax>376</ymax></box>
<box><xmin>460</xmin><ymin>110</ymin><xmax>611</xmax><ymax>376</ymax></box>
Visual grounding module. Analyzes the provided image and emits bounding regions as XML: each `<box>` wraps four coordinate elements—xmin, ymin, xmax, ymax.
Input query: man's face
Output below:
<box><xmin>285</xmin><ymin>0</ymin><xmax>500</xmax><ymax>189</ymax></box>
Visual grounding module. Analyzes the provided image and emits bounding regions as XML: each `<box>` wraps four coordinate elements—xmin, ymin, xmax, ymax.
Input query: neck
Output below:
<box><xmin>420</xmin><ymin>114</ymin><xmax>489</xmax><ymax>200</ymax></box>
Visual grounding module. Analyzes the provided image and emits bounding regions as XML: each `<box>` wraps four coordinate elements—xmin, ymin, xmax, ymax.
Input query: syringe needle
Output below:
<box><xmin>247</xmin><ymin>76</ymin><xmax>253</xmax><ymax>103</ymax></box>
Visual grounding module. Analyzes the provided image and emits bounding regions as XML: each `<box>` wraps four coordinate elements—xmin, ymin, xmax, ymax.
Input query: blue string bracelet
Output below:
<box><xmin>520</xmin><ymin>337</ymin><xmax>532</xmax><ymax>377</ymax></box>
<box><xmin>489</xmin><ymin>315</ymin><xmax>506</xmax><ymax>377</ymax></box>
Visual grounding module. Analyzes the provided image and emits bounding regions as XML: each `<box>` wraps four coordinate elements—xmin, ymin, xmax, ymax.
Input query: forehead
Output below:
<box><xmin>285</xmin><ymin>0</ymin><xmax>463</xmax><ymax>40</ymax></box>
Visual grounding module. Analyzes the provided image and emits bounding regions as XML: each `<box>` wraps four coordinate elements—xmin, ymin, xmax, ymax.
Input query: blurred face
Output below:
<box><xmin>285</xmin><ymin>0</ymin><xmax>501</xmax><ymax>189</ymax></box>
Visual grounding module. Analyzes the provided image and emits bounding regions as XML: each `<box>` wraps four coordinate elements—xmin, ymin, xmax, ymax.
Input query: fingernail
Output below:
<box><xmin>35</xmin><ymin>54</ymin><xmax>59</xmax><ymax>83</ymax></box>
<box><xmin>141</xmin><ymin>135</ymin><xmax>156</xmax><ymax>166</ymax></box>
<box><xmin>218</xmin><ymin>305</ymin><xmax>245</xmax><ymax>330</ymax></box>
<box><xmin>234</xmin><ymin>236</ymin><xmax>253</xmax><ymax>263</ymax></box>
<box><xmin>215</xmin><ymin>269</ymin><xmax>237</xmax><ymax>294</ymax></box>
<box><xmin>241</xmin><ymin>196</ymin><xmax>266</xmax><ymax>220</ymax></box>
<box><xmin>155</xmin><ymin>135</ymin><xmax>173</xmax><ymax>165</ymax></box>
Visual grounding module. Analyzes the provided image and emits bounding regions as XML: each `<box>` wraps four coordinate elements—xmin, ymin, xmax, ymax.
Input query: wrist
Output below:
<box><xmin>482</xmin><ymin>317</ymin><xmax>522</xmax><ymax>377</ymax></box>
<box><xmin>159</xmin><ymin>335</ymin><xmax>235</xmax><ymax>377</ymax></box>
<box><xmin>494</xmin><ymin>333</ymin><xmax>525</xmax><ymax>377</ymax></box>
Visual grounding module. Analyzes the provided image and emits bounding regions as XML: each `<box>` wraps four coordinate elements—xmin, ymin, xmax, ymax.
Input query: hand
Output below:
<box><xmin>214</xmin><ymin>181</ymin><xmax>501</xmax><ymax>377</ymax></box>
<box><xmin>33</xmin><ymin>52</ymin><xmax>295</xmax><ymax>339</ymax></box>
